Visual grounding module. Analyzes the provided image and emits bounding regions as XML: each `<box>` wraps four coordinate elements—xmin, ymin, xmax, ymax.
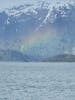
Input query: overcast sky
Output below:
<box><xmin>0</xmin><ymin>0</ymin><xmax>74</xmax><ymax>10</ymax></box>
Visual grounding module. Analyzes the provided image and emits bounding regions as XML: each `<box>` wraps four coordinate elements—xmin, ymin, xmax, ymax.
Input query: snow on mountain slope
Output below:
<box><xmin>0</xmin><ymin>0</ymin><xmax>74</xmax><ymax>33</ymax></box>
<box><xmin>0</xmin><ymin>0</ymin><xmax>75</xmax><ymax>60</ymax></box>
<box><xmin>1</xmin><ymin>0</ymin><xmax>74</xmax><ymax>29</ymax></box>
<box><xmin>0</xmin><ymin>0</ymin><xmax>74</xmax><ymax>16</ymax></box>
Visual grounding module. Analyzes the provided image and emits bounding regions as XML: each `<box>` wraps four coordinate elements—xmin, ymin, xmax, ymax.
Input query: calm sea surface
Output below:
<box><xmin>0</xmin><ymin>62</ymin><xmax>75</xmax><ymax>100</ymax></box>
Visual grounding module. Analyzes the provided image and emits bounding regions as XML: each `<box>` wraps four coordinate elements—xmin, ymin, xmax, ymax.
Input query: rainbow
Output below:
<box><xmin>20</xmin><ymin>29</ymin><xmax>57</xmax><ymax>53</ymax></box>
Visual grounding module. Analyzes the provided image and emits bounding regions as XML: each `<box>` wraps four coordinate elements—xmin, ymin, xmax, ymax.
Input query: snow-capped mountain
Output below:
<box><xmin>0</xmin><ymin>0</ymin><xmax>75</xmax><ymax>61</ymax></box>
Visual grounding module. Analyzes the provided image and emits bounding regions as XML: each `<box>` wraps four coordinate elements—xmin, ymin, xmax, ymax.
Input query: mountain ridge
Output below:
<box><xmin>45</xmin><ymin>54</ymin><xmax>75</xmax><ymax>62</ymax></box>
<box><xmin>0</xmin><ymin>2</ymin><xmax>75</xmax><ymax>60</ymax></box>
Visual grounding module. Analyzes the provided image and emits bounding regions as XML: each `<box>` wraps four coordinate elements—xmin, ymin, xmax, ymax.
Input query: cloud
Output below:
<box><xmin>0</xmin><ymin>0</ymin><xmax>74</xmax><ymax>10</ymax></box>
